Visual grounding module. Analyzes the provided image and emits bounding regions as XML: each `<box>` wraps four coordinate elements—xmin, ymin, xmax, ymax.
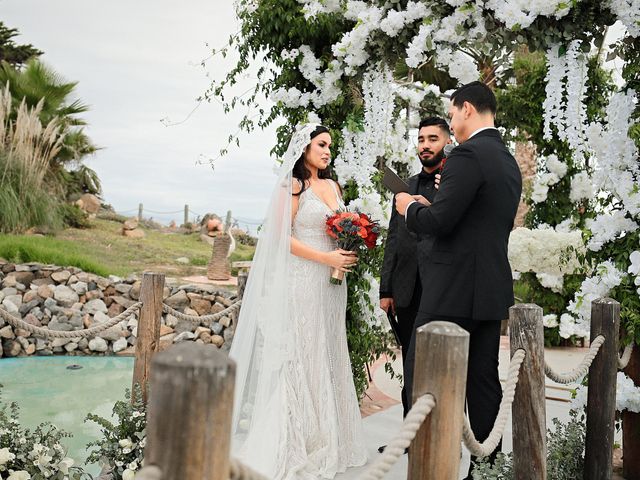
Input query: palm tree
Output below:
<box><xmin>0</xmin><ymin>59</ymin><xmax>100</xmax><ymax>196</ymax></box>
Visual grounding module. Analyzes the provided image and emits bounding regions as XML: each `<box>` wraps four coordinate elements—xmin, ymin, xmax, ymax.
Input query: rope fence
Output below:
<box><xmin>162</xmin><ymin>300</ymin><xmax>241</xmax><ymax>324</ymax></box>
<box><xmin>544</xmin><ymin>335</ymin><xmax>605</xmax><ymax>384</ymax></box>
<box><xmin>618</xmin><ymin>342</ymin><xmax>634</xmax><ymax>370</ymax></box>
<box><xmin>0</xmin><ymin>302</ymin><xmax>142</xmax><ymax>340</ymax></box>
<box><xmin>462</xmin><ymin>348</ymin><xmax>526</xmax><ymax>457</ymax></box>
<box><xmin>358</xmin><ymin>394</ymin><xmax>436</xmax><ymax>480</ymax></box>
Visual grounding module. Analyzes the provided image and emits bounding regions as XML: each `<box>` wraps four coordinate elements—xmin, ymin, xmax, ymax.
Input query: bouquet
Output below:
<box><xmin>325</xmin><ymin>210</ymin><xmax>380</xmax><ymax>285</ymax></box>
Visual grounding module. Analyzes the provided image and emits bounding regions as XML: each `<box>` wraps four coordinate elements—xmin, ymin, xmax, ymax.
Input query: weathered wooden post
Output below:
<box><xmin>409</xmin><ymin>321</ymin><xmax>469</xmax><ymax>480</ymax></box>
<box><xmin>510</xmin><ymin>303</ymin><xmax>546</xmax><ymax>480</ymax></box>
<box><xmin>144</xmin><ymin>343</ymin><xmax>235</xmax><ymax>480</ymax></box>
<box><xmin>623</xmin><ymin>343</ymin><xmax>640</xmax><ymax>479</ymax></box>
<box><xmin>132</xmin><ymin>272</ymin><xmax>165</xmax><ymax>404</ymax></box>
<box><xmin>585</xmin><ymin>298</ymin><xmax>620</xmax><ymax>480</ymax></box>
<box><xmin>138</xmin><ymin>203</ymin><xmax>143</xmax><ymax>222</ymax></box>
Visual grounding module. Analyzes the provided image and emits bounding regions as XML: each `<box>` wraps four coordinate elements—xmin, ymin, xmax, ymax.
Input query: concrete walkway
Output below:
<box><xmin>336</xmin><ymin>337</ymin><xmax>622</xmax><ymax>479</ymax></box>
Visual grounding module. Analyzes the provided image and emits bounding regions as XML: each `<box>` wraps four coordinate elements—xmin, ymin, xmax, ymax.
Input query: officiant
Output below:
<box><xmin>379</xmin><ymin>116</ymin><xmax>451</xmax><ymax>423</ymax></box>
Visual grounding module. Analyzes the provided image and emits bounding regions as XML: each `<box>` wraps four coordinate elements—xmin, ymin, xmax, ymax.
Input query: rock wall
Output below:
<box><xmin>0</xmin><ymin>261</ymin><xmax>238</xmax><ymax>358</ymax></box>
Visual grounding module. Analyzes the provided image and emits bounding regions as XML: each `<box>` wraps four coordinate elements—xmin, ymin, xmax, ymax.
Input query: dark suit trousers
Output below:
<box><xmin>395</xmin><ymin>277</ymin><xmax>421</xmax><ymax>417</ymax></box>
<box><xmin>404</xmin><ymin>312</ymin><xmax>503</xmax><ymax>480</ymax></box>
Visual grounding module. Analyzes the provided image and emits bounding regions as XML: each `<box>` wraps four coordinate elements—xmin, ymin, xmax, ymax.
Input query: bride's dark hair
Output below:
<box><xmin>292</xmin><ymin>125</ymin><xmax>334</xmax><ymax>196</ymax></box>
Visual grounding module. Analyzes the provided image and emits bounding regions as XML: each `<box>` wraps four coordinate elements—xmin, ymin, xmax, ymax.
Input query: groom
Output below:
<box><xmin>395</xmin><ymin>81</ymin><xmax>522</xmax><ymax>479</ymax></box>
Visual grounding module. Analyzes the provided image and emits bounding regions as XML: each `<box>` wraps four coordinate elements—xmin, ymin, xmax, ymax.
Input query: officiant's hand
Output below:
<box><xmin>394</xmin><ymin>192</ymin><xmax>414</xmax><ymax>215</ymax></box>
<box><xmin>380</xmin><ymin>297</ymin><xmax>395</xmax><ymax>315</ymax></box>
<box><xmin>324</xmin><ymin>249</ymin><xmax>357</xmax><ymax>272</ymax></box>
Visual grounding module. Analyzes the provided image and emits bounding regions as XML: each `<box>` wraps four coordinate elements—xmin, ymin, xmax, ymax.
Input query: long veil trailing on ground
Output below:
<box><xmin>229</xmin><ymin>123</ymin><xmax>321</xmax><ymax>475</ymax></box>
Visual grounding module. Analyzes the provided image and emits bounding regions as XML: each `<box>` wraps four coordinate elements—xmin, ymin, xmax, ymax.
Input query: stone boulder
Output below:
<box><xmin>54</xmin><ymin>285</ymin><xmax>79</xmax><ymax>307</ymax></box>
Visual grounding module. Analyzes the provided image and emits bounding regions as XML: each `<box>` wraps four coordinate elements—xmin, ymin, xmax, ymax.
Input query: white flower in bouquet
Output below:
<box><xmin>543</xmin><ymin>314</ymin><xmax>559</xmax><ymax>328</ymax></box>
<box><xmin>7</xmin><ymin>471</ymin><xmax>31</xmax><ymax>480</ymax></box>
<box><xmin>0</xmin><ymin>447</ymin><xmax>16</xmax><ymax>465</ymax></box>
<box><xmin>558</xmin><ymin>314</ymin><xmax>589</xmax><ymax>339</ymax></box>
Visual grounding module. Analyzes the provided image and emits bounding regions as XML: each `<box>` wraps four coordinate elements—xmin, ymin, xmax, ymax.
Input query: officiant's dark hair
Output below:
<box><xmin>292</xmin><ymin>125</ymin><xmax>334</xmax><ymax>196</ymax></box>
<box><xmin>451</xmin><ymin>81</ymin><xmax>497</xmax><ymax>115</ymax></box>
<box><xmin>418</xmin><ymin>117</ymin><xmax>450</xmax><ymax>136</ymax></box>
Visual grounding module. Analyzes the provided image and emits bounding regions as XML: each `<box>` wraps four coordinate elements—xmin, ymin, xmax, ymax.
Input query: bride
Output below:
<box><xmin>229</xmin><ymin>123</ymin><xmax>368</xmax><ymax>479</ymax></box>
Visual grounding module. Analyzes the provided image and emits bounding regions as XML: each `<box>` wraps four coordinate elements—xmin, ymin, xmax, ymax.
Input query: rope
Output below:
<box><xmin>0</xmin><ymin>303</ymin><xmax>142</xmax><ymax>339</ymax></box>
<box><xmin>462</xmin><ymin>349</ymin><xmax>526</xmax><ymax>458</ymax></box>
<box><xmin>544</xmin><ymin>335</ymin><xmax>605</xmax><ymax>384</ymax></box>
<box><xmin>229</xmin><ymin>458</ymin><xmax>271</xmax><ymax>480</ymax></box>
<box><xmin>619</xmin><ymin>342</ymin><xmax>634</xmax><ymax>370</ymax></box>
<box><xmin>134</xmin><ymin>465</ymin><xmax>162</xmax><ymax>479</ymax></box>
<box><xmin>357</xmin><ymin>394</ymin><xmax>436</xmax><ymax>480</ymax></box>
<box><xmin>162</xmin><ymin>300</ymin><xmax>241</xmax><ymax>324</ymax></box>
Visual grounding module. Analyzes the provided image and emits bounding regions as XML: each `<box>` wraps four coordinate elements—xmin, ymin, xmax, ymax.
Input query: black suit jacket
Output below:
<box><xmin>380</xmin><ymin>173</ymin><xmax>436</xmax><ymax>307</ymax></box>
<box><xmin>406</xmin><ymin>129</ymin><xmax>522</xmax><ymax>321</ymax></box>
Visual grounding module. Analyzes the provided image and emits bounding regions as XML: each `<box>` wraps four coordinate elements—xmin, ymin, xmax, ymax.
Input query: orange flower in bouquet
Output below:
<box><xmin>325</xmin><ymin>210</ymin><xmax>381</xmax><ymax>284</ymax></box>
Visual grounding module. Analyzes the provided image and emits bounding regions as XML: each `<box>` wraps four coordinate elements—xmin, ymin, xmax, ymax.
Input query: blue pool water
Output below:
<box><xmin>0</xmin><ymin>356</ymin><xmax>135</xmax><ymax>476</ymax></box>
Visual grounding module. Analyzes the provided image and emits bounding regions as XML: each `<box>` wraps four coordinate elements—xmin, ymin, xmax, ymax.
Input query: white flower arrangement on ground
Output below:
<box><xmin>508</xmin><ymin>226</ymin><xmax>584</xmax><ymax>276</ymax></box>
<box><xmin>0</xmin><ymin>396</ymin><xmax>87</xmax><ymax>480</ymax></box>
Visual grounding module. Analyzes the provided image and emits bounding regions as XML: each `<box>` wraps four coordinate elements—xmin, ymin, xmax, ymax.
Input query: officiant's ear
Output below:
<box><xmin>462</xmin><ymin>101</ymin><xmax>476</xmax><ymax>119</ymax></box>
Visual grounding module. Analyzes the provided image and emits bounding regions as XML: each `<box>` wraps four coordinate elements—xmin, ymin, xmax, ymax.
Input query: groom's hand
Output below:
<box><xmin>395</xmin><ymin>192</ymin><xmax>414</xmax><ymax>216</ymax></box>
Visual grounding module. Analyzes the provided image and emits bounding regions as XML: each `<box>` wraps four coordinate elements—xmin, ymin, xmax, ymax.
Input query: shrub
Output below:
<box><xmin>0</xmin><ymin>391</ymin><xmax>89</xmax><ymax>479</ymax></box>
<box><xmin>472</xmin><ymin>409</ymin><xmax>586</xmax><ymax>479</ymax></box>
<box><xmin>85</xmin><ymin>388</ymin><xmax>146</xmax><ymax>480</ymax></box>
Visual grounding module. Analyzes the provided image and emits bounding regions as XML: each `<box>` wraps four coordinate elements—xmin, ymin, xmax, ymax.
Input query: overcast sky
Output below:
<box><xmin>2</xmin><ymin>0</ymin><xmax>279</xmax><ymax>229</ymax></box>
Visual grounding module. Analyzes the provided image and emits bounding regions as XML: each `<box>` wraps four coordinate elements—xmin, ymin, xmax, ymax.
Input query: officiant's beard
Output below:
<box><xmin>419</xmin><ymin>148</ymin><xmax>444</xmax><ymax>169</ymax></box>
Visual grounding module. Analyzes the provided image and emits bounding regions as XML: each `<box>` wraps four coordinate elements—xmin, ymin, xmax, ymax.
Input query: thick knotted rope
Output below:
<box><xmin>619</xmin><ymin>342</ymin><xmax>634</xmax><ymax>370</ymax></box>
<box><xmin>357</xmin><ymin>394</ymin><xmax>436</xmax><ymax>480</ymax></box>
<box><xmin>544</xmin><ymin>335</ymin><xmax>605</xmax><ymax>384</ymax></box>
<box><xmin>462</xmin><ymin>348</ymin><xmax>526</xmax><ymax>458</ymax></box>
<box><xmin>0</xmin><ymin>302</ymin><xmax>141</xmax><ymax>339</ymax></box>
<box><xmin>162</xmin><ymin>300</ymin><xmax>241</xmax><ymax>324</ymax></box>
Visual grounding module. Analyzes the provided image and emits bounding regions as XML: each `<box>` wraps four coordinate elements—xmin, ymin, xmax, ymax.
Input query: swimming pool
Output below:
<box><xmin>0</xmin><ymin>355</ymin><xmax>135</xmax><ymax>476</ymax></box>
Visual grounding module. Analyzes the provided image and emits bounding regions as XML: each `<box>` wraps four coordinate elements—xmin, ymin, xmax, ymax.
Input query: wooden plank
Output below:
<box><xmin>132</xmin><ymin>272</ymin><xmax>165</xmax><ymax>404</ymax></box>
<box><xmin>409</xmin><ymin>321</ymin><xmax>469</xmax><ymax>480</ymax></box>
<box><xmin>510</xmin><ymin>303</ymin><xmax>547</xmax><ymax>480</ymax></box>
<box><xmin>585</xmin><ymin>298</ymin><xmax>620</xmax><ymax>480</ymax></box>
<box><xmin>144</xmin><ymin>343</ymin><xmax>235</xmax><ymax>480</ymax></box>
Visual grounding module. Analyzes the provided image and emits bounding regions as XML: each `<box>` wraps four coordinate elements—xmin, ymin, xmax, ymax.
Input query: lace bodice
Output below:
<box><xmin>293</xmin><ymin>180</ymin><xmax>345</xmax><ymax>251</ymax></box>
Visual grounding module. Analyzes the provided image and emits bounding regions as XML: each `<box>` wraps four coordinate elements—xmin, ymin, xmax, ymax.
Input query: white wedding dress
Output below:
<box><xmin>231</xmin><ymin>179</ymin><xmax>367</xmax><ymax>480</ymax></box>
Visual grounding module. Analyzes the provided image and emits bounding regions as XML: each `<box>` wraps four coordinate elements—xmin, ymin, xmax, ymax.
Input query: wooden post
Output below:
<box><xmin>132</xmin><ymin>272</ymin><xmax>165</xmax><ymax>404</ymax></box>
<box><xmin>138</xmin><ymin>203</ymin><xmax>143</xmax><ymax>222</ymax></box>
<box><xmin>510</xmin><ymin>303</ymin><xmax>546</xmax><ymax>480</ymax></box>
<box><xmin>623</xmin><ymin>343</ymin><xmax>640</xmax><ymax>479</ymax></box>
<box><xmin>585</xmin><ymin>298</ymin><xmax>620</xmax><ymax>480</ymax></box>
<box><xmin>144</xmin><ymin>343</ymin><xmax>235</xmax><ymax>480</ymax></box>
<box><xmin>237</xmin><ymin>270</ymin><xmax>248</xmax><ymax>298</ymax></box>
<box><xmin>409</xmin><ymin>321</ymin><xmax>469</xmax><ymax>480</ymax></box>
<box><xmin>184</xmin><ymin>204</ymin><xmax>189</xmax><ymax>226</ymax></box>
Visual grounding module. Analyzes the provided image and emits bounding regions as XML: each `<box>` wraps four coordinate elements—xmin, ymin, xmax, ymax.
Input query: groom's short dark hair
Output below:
<box><xmin>418</xmin><ymin>117</ymin><xmax>450</xmax><ymax>136</ymax></box>
<box><xmin>451</xmin><ymin>81</ymin><xmax>497</xmax><ymax>115</ymax></box>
